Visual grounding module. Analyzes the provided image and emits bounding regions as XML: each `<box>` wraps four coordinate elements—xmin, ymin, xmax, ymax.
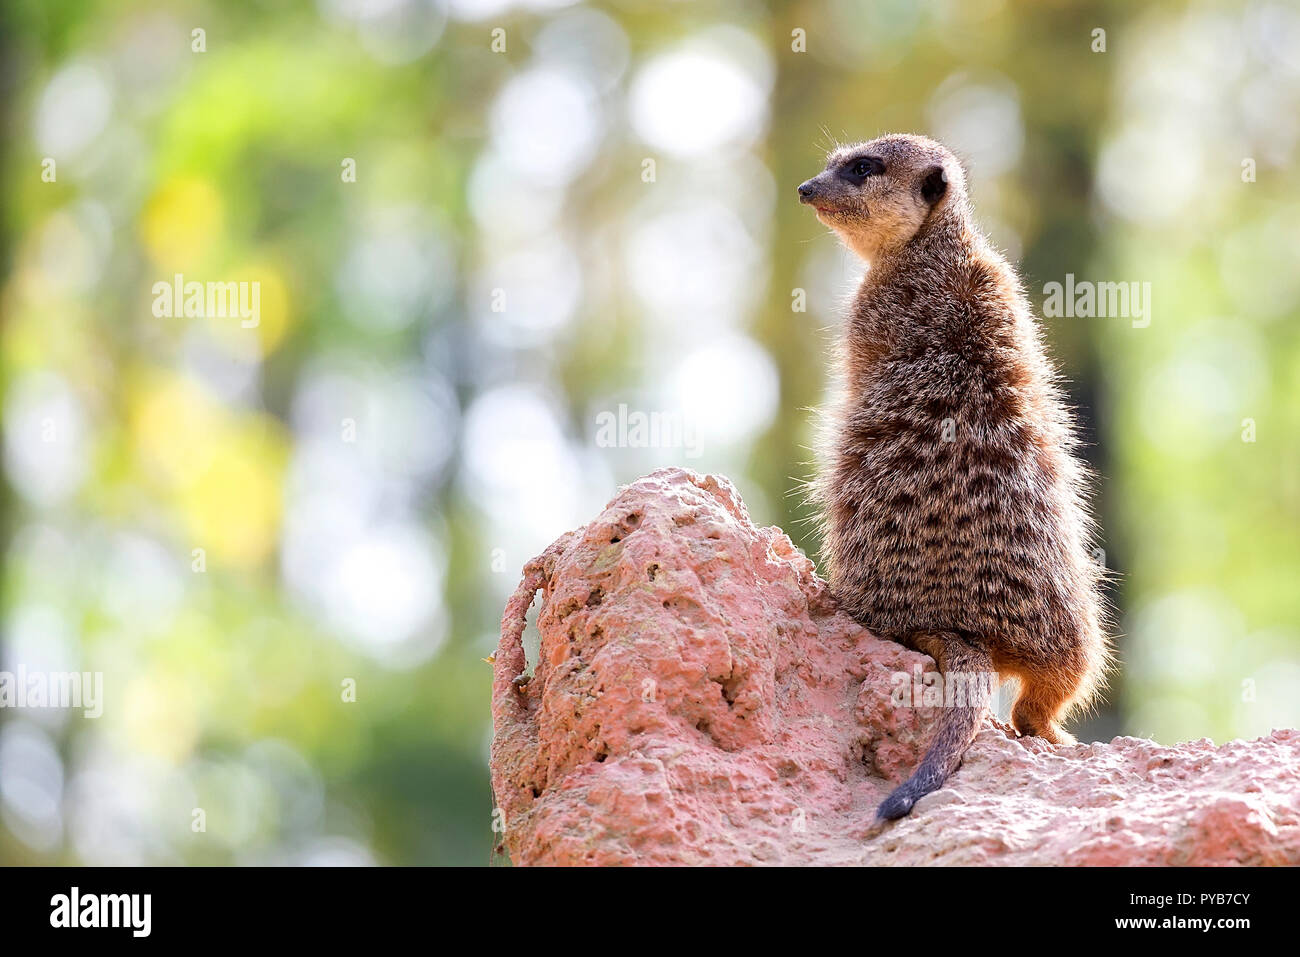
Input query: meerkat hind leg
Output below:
<box><xmin>1010</xmin><ymin>673</ymin><xmax>1078</xmax><ymax>745</ymax></box>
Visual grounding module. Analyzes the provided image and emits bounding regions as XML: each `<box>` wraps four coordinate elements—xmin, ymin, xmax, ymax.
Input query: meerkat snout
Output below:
<box><xmin>799</xmin><ymin>133</ymin><xmax>965</xmax><ymax>264</ymax></box>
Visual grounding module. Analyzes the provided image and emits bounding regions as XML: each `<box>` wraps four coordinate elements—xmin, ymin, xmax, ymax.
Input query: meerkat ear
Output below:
<box><xmin>920</xmin><ymin>165</ymin><xmax>949</xmax><ymax>205</ymax></box>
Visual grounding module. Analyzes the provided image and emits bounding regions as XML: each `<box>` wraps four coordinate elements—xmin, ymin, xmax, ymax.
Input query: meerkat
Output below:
<box><xmin>798</xmin><ymin>133</ymin><xmax>1111</xmax><ymax>820</ymax></box>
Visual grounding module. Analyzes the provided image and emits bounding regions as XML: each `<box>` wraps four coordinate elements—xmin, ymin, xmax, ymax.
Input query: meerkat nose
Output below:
<box><xmin>797</xmin><ymin>180</ymin><xmax>818</xmax><ymax>203</ymax></box>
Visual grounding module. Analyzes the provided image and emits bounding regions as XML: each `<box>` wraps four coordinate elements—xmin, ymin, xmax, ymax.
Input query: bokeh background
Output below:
<box><xmin>1</xmin><ymin>0</ymin><xmax>1297</xmax><ymax>865</ymax></box>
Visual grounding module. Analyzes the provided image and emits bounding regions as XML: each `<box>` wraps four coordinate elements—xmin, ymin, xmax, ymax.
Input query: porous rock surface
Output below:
<box><xmin>491</xmin><ymin>468</ymin><xmax>1300</xmax><ymax>865</ymax></box>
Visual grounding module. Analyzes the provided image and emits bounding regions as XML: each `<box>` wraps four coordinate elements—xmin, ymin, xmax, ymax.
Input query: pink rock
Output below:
<box><xmin>490</xmin><ymin>468</ymin><xmax>1300</xmax><ymax>866</ymax></box>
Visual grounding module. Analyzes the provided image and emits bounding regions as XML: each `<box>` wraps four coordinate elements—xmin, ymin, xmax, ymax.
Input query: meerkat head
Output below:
<box><xmin>797</xmin><ymin>133</ymin><xmax>966</xmax><ymax>263</ymax></box>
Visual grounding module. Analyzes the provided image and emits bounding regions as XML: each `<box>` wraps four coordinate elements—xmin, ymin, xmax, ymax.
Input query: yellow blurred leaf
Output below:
<box><xmin>141</xmin><ymin>176</ymin><xmax>224</xmax><ymax>271</ymax></box>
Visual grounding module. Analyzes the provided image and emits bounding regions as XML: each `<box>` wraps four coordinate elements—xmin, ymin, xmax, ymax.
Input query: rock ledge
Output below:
<box><xmin>491</xmin><ymin>468</ymin><xmax>1300</xmax><ymax>865</ymax></box>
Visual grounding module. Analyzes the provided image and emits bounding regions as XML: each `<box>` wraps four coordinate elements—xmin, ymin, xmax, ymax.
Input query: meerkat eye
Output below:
<box><xmin>845</xmin><ymin>157</ymin><xmax>883</xmax><ymax>180</ymax></box>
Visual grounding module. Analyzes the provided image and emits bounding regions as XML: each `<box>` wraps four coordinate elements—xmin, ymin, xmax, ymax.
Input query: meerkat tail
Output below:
<box><xmin>877</xmin><ymin>635</ymin><xmax>994</xmax><ymax>821</ymax></box>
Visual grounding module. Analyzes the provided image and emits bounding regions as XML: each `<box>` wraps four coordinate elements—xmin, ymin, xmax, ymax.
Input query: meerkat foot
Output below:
<box><xmin>1011</xmin><ymin>675</ymin><xmax>1083</xmax><ymax>745</ymax></box>
<box><xmin>1013</xmin><ymin>718</ymin><xmax>1074</xmax><ymax>745</ymax></box>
